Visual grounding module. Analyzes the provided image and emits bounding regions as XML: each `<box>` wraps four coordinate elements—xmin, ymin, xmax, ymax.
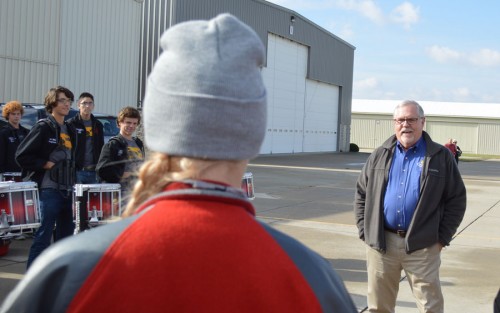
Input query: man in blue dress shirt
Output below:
<box><xmin>354</xmin><ymin>100</ymin><xmax>466</xmax><ymax>313</ymax></box>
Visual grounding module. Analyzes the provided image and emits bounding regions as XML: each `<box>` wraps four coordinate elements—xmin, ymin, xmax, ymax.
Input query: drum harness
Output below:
<box><xmin>41</xmin><ymin>118</ymin><xmax>78</xmax><ymax>198</ymax></box>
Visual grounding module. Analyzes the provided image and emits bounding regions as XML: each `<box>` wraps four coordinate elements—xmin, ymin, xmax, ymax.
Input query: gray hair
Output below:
<box><xmin>393</xmin><ymin>100</ymin><xmax>425</xmax><ymax>118</ymax></box>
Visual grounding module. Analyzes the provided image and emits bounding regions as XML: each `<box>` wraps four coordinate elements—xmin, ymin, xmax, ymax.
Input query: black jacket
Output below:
<box><xmin>15</xmin><ymin>115</ymin><xmax>77</xmax><ymax>187</ymax></box>
<box><xmin>0</xmin><ymin>124</ymin><xmax>29</xmax><ymax>173</ymax></box>
<box><xmin>67</xmin><ymin>113</ymin><xmax>104</xmax><ymax>169</ymax></box>
<box><xmin>354</xmin><ymin>132</ymin><xmax>466</xmax><ymax>253</ymax></box>
<box><xmin>96</xmin><ymin>135</ymin><xmax>144</xmax><ymax>183</ymax></box>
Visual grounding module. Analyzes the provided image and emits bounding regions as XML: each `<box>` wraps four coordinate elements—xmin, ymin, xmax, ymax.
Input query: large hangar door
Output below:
<box><xmin>261</xmin><ymin>34</ymin><xmax>339</xmax><ymax>154</ymax></box>
<box><xmin>261</xmin><ymin>34</ymin><xmax>307</xmax><ymax>154</ymax></box>
<box><xmin>304</xmin><ymin>81</ymin><xmax>339</xmax><ymax>152</ymax></box>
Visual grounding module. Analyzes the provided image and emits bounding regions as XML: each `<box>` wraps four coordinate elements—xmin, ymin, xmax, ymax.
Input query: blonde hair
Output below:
<box><xmin>122</xmin><ymin>152</ymin><xmax>242</xmax><ymax>217</ymax></box>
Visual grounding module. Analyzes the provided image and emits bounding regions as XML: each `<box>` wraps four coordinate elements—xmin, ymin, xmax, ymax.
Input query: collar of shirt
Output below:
<box><xmin>396</xmin><ymin>136</ymin><xmax>426</xmax><ymax>153</ymax></box>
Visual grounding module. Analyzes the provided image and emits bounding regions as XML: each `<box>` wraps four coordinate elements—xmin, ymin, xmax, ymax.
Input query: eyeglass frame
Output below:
<box><xmin>393</xmin><ymin>117</ymin><xmax>422</xmax><ymax>125</ymax></box>
<box><xmin>56</xmin><ymin>98</ymin><xmax>73</xmax><ymax>104</ymax></box>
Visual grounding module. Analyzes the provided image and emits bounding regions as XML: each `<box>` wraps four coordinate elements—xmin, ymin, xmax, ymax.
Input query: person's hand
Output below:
<box><xmin>438</xmin><ymin>243</ymin><xmax>445</xmax><ymax>251</ymax></box>
<box><xmin>43</xmin><ymin>161</ymin><xmax>55</xmax><ymax>170</ymax></box>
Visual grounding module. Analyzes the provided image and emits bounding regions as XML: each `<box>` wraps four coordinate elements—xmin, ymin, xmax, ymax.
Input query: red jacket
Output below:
<box><xmin>444</xmin><ymin>142</ymin><xmax>457</xmax><ymax>156</ymax></box>
<box><xmin>1</xmin><ymin>181</ymin><xmax>357</xmax><ymax>313</ymax></box>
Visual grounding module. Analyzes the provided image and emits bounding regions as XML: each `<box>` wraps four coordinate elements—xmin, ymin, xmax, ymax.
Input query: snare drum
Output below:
<box><xmin>73</xmin><ymin>184</ymin><xmax>121</xmax><ymax>227</ymax></box>
<box><xmin>0</xmin><ymin>181</ymin><xmax>40</xmax><ymax>233</ymax></box>
<box><xmin>241</xmin><ymin>172</ymin><xmax>255</xmax><ymax>200</ymax></box>
<box><xmin>1</xmin><ymin>172</ymin><xmax>23</xmax><ymax>182</ymax></box>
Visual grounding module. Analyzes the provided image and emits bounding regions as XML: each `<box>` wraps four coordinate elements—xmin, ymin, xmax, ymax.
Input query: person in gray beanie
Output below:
<box><xmin>143</xmin><ymin>13</ymin><xmax>267</xmax><ymax>160</ymax></box>
<box><xmin>1</xmin><ymin>14</ymin><xmax>357</xmax><ymax>313</ymax></box>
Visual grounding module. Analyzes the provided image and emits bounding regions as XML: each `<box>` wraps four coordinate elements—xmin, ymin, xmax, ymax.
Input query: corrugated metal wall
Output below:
<box><xmin>426</xmin><ymin>121</ymin><xmax>478</xmax><ymax>154</ymax></box>
<box><xmin>351</xmin><ymin>113</ymin><xmax>500</xmax><ymax>156</ymax></box>
<box><xmin>59</xmin><ymin>0</ymin><xmax>142</xmax><ymax>116</ymax></box>
<box><xmin>351</xmin><ymin>117</ymin><xmax>394</xmax><ymax>149</ymax></box>
<box><xmin>0</xmin><ymin>0</ymin><xmax>61</xmax><ymax>103</ymax></box>
<box><xmin>138</xmin><ymin>0</ymin><xmax>355</xmax><ymax>151</ymax></box>
<box><xmin>137</xmin><ymin>0</ymin><xmax>171</xmax><ymax>107</ymax></box>
<box><xmin>478</xmin><ymin>123</ymin><xmax>500</xmax><ymax>155</ymax></box>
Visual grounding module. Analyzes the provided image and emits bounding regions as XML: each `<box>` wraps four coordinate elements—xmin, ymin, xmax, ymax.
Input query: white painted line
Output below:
<box><xmin>248</xmin><ymin>164</ymin><xmax>361</xmax><ymax>173</ymax></box>
<box><xmin>254</xmin><ymin>193</ymin><xmax>281</xmax><ymax>199</ymax></box>
<box><xmin>258</xmin><ymin>217</ymin><xmax>359</xmax><ymax>236</ymax></box>
<box><xmin>0</xmin><ymin>272</ymin><xmax>24</xmax><ymax>280</ymax></box>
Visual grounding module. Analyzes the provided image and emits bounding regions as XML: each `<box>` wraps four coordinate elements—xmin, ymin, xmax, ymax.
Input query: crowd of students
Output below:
<box><xmin>1</xmin><ymin>89</ymin><xmax>145</xmax><ymax>268</ymax></box>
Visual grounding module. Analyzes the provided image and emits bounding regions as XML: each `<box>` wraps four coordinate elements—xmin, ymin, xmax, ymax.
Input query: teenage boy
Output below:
<box><xmin>96</xmin><ymin>106</ymin><xmax>144</xmax><ymax>196</ymax></box>
<box><xmin>67</xmin><ymin>92</ymin><xmax>104</xmax><ymax>184</ymax></box>
<box><xmin>16</xmin><ymin>86</ymin><xmax>78</xmax><ymax>268</ymax></box>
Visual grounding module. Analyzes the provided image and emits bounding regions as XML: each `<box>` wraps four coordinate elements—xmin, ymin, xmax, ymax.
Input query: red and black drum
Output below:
<box><xmin>73</xmin><ymin>184</ymin><xmax>121</xmax><ymax>233</ymax></box>
<box><xmin>241</xmin><ymin>172</ymin><xmax>255</xmax><ymax>200</ymax></box>
<box><xmin>0</xmin><ymin>181</ymin><xmax>40</xmax><ymax>232</ymax></box>
<box><xmin>0</xmin><ymin>181</ymin><xmax>40</xmax><ymax>255</ymax></box>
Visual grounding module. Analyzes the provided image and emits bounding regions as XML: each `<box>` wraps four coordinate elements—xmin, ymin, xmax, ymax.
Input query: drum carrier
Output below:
<box><xmin>0</xmin><ymin>181</ymin><xmax>41</xmax><ymax>256</ymax></box>
<box><xmin>73</xmin><ymin>183</ymin><xmax>121</xmax><ymax>234</ymax></box>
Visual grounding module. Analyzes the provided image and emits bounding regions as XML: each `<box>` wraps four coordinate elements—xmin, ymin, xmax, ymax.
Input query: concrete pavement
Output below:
<box><xmin>249</xmin><ymin>152</ymin><xmax>500</xmax><ymax>312</ymax></box>
<box><xmin>1</xmin><ymin>152</ymin><xmax>499</xmax><ymax>312</ymax></box>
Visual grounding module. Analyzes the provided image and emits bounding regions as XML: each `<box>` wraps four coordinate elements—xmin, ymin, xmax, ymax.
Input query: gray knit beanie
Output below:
<box><xmin>143</xmin><ymin>13</ymin><xmax>267</xmax><ymax>160</ymax></box>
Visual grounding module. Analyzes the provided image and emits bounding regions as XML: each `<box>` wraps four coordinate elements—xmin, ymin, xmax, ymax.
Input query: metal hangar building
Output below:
<box><xmin>0</xmin><ymin>0</ymin><xmax>355</xmax><ymax>154</ymax></box>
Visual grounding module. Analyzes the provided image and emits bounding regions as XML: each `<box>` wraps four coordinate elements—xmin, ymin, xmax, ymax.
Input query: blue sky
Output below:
<box><xmin>265</xmin><ymin>0</ymin><xmax>500</xmax><ymax>103</ymax></box>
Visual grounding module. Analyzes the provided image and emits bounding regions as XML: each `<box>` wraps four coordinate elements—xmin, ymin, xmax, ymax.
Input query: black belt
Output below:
<box><xmin>385</xmin><ymin>228</ymin><xmax>407</xmax><ymax>237</ymax></box>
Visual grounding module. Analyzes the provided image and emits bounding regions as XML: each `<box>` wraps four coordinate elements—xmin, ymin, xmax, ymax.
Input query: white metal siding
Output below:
<box><xmin>477</xmin><ymin>123</ymin><xmax>500</xmax><ymax>155</ymax></box>
<box><xmin>426</xmin><ymin>122</ymin><xmax>478</xmax><ymax>154</ymax></box>
<box><xmin>351</xmin><ymin>112</ymin><xmax>500</xmax><ymax>156</ymax></box>
<box><xmin>350</xmin><ymin>119</ymin><xmax>375</xmax><ymax>148</ymax></box>
<box><xmin>0</xmin><ymin>0</ymin><xmax>60</xmax><ymax>102</ymax></box>
<box><xmin>261</xmin><ymin>34</ymin><xmax>339</xmax><ymax>154</ymax></box>
<box><xmin>261</xmin><ymin>34</ymin><xmax>307</xmax><ymax>154</ymax></box>
<box><xmin>351</xmin><ymin>118</ymin><xmax>394</xmax><ymax>148</ymax></box>
<box><xmin>59</xmin><ymin>0</ymin><xmax>142</xmax><ymax>115</ymax></box>
<box><xmin>303</xmin><ymin>80</ymin><xmax>339</xmax><ymax>152</ymax></box>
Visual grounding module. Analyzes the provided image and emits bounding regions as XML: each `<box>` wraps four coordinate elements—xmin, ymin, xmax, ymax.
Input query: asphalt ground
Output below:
<box><xmin>1</xmin><ymin>152</ymin><xmax>499</xmax><ymax>312</ymax></box>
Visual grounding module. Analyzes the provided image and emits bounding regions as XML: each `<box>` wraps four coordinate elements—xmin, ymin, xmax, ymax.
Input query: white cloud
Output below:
<box><xmin>430</xmin><ymin>89</ymin><xmax>445</xmax><ymax>100</ymax></box>
<box><xmin>453</xmin><ymin>87</ymin><xmax>471</xmax><ymax>98</ymax></box>
<box><xmin>426</xmin><ymin>45</ymin><xmax>462</xmax><ymax>63</ymax></box>
<box><xmin>390</xmin><ymin>2</ymin><xmax>420</xmax><ymax>30</ymax></box>
<box><xmin>355</xmin><ymin>77</ymin><xmax>378</xmax><ymax>89</ymax></box>
<box><xmin>264</xmin><ymin>0</ymin><xmax>335</xmax><ymax>11</ymax></box>
<box><xmin>327</xmin><ymin>21</ymin><xmax>354</xmax><ymax>40</ymax></box>
<box><xmin>338</xmin><ymin>24</ymin><xmax>354</xmax><ymax>40</ymax></box>
<box><xmin>335</xmin><ymin>0</ymin><xmax>421</xmax><ymax>29</ymax></box>
<box><xmin>426</xmin><ymin>46</ymin><xmax>500</xmax><ymax>68</ymax></box>
<box><xmin>357</xmin><ymin>1</ymin><xmax>385</xmax><ymax>25</ymax></box>
<box><xmin>264</xmin><ymin>0</ymin><xmax>303</xmax><ymax>8</ymax></box>
<box><xmin>468</xmin><ymin>49</ymin><xmax>500</xmax><ymax>67</ymax></box>
<box><xmin>266</xmin><ymin>0</ymin><xmax>419</xmax><ymax>30</ymax></box>
<box><xmin>335</xmin><ymin>0</ymin><xmax>385</xmax><ymax>24</ymax></box>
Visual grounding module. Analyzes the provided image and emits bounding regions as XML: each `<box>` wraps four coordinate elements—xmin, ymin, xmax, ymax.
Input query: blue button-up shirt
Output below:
<box><xmin>384</xmin><ymin>137</ymin><xmax>426</xmax><ymax>231</ymax></box>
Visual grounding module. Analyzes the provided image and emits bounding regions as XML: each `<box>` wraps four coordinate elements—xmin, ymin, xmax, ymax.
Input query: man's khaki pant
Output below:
<box><xmin>366</xmin><ymin>231</ymin><xmax>443</xmax><ymax>313</ymax></box>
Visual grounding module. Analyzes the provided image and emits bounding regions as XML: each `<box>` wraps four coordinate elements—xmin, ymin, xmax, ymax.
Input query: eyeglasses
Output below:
<box><xmin>80</xmin><ymin>101</ymin><xmax>94</xmax><ymax>106</ymax></box>
<box><xmin>394</xmin><ymin>117</ymin><xmax>420</xmax><ymax>125</ymax></box>
<box><xmin>57</xmin><ymin>98</ymin><xmax>73</xmax><ymax>104</ymax></box>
